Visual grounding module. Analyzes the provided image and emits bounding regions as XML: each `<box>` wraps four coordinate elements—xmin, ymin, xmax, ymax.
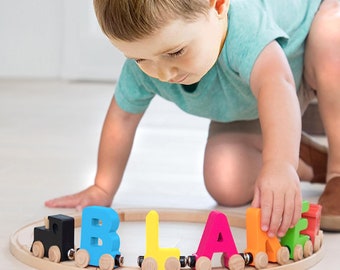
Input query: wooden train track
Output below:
<box><xmin>9</xmin><ymin>208</ymin><xmax>324</xmax><ymax>270</ymax></box>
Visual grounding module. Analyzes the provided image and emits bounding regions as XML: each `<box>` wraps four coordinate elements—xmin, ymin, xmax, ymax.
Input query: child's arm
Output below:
<box><xmin>249</xmin><ymin>41</ymin><xmax>302</xmax><ymax>237</ymax></box>
<box><xmin>45</xmin><ymin>97</ymin><xmax>144</xmax><ymax>209</ymax></box>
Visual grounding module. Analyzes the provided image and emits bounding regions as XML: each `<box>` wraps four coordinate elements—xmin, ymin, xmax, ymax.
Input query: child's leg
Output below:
<box><xmin>203</xmin><ymin>124</ymin><xmax>262</xmax><ymax>206</ymax></box>
<box><xmin>304</xmin><ymin>0</ymin><xmax>340</xmax><ymax>230</ymax></box>
<box><xmin>203</xmin><ymin>120</ymin><xmax>313</xmax><ymax>206</ymax></box>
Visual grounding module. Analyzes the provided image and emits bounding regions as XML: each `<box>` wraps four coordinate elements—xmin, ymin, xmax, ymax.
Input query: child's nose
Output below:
<box><xmin>157</xmin><ymin>65</ymin><xmax>177</xmax><ymax>82</ymax></box>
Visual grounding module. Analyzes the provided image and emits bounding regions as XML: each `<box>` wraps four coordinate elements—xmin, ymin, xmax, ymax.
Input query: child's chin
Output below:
<box><xmin>181</xmin><ymin>78</ymin><xmax>200</xmax><ymax>85</ymax></box>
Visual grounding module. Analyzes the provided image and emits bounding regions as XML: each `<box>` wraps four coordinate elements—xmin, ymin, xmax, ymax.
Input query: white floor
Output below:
<box><xmin>1</xmin><ymin>79</ymin><xmax>339</xmax><ymax>269</ymax></box>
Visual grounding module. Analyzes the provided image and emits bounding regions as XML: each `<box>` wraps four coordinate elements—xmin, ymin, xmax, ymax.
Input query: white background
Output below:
<box><xmin>0</xmin><ymin>0</ymin><xmax>125</xmax><ymax>81</ymax></box>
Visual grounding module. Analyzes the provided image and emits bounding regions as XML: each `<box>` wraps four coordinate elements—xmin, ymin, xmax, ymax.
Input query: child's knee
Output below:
<box><xmin>203</xmin><ymin>133</ymin><xmax>261</xmax><ymax>206</ymax></box>
<box><xmin>308</xmin><ymin>1</ymin><xmax>340</xmax><ymax>49</ymax></box>
<box><xmin>305</xmin><ymin>3</ymin><xmax>340</xmax><ymax>87</ymax></box>
<box><xmin>204</xmin><ymin>173</ymin><xmax>253</xmax><ymax>206</ymax></box>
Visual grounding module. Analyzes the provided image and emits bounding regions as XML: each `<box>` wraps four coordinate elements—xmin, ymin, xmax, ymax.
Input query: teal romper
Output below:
<box><xmin>114</xmin><ymin>0</ymin><xmax>322</xmax><ymax>123</ymax></box>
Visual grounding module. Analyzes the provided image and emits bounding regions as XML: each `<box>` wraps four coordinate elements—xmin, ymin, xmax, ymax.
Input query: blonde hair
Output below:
<box><xmin>93</xmin><ymin>0</ymin><xmax>211</xmax><ymax>41</ymax></box>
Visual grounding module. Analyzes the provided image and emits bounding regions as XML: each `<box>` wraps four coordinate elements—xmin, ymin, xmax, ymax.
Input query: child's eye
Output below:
<box><xmin>168</xmin><ymin>48</ymin><xmax>184</xmax><ymax>58</ymax></box>
<box><xmin>135</xmin><ymin>59</ymin><xmax>145</xmax><ymax>64</ymax></box>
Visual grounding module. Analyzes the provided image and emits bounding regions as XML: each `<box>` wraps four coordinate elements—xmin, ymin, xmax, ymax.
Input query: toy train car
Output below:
<box><xmin>137</xmin><ymin>201</ymin><xmax>323</xmax><ymax>270</ymax></box>
<box><xmin>30</xmin><ymin>201</ymin><xmax>323</xmax><ymax>270</ymax></box>
<box><xmin>31</xmin><ymin>214</ymin><xmax>75</xmax><ymax>262</ymax></box>
<box><xmin>31</xmin><ymin>206</ymin><xmax>123</xmax><ymax>270</ymax></box>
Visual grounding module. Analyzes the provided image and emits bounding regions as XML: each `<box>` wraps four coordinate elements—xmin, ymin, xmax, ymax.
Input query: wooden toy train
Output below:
<box><xmin>30</xmin><ymin>201</ymin><xmax>323</xmax><ymax>270</ymax></box>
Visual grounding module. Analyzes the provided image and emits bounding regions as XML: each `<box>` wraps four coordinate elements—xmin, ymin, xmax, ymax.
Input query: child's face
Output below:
<box><xmin>111</xmin><ymin>8</ymin><xmax>228</xmax><ymax>85</ymax></box>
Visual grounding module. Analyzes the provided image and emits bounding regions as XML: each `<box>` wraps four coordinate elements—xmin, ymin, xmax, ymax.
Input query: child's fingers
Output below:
<box><xmin>279</xmin><ymin>188</ymin><xmax>302</xmax><ymax>236</ymax></box>
<box><xmin>44</xmin><ymin>194</ymin><xmax>81</xmax><ymax>208</ymax></box>
<box><xmin>266</xmin><ymin>193</ymin><xmax>284</xmax><ymax>237</ymax></box>
<box><xmin>291</xmin><ymin>192</ymin><xmax>302</xmax><ymax>227</ymax></box>
<box><xmin>259</xmin><ymin>190</ymin><xmax>273</xmax><ymax>233</ymax></box>
<box><xmin>251</xmin><ymin>187</ymin><xmax>261</xmax><ymax>208</ymax></box>
<box><xmin>277</xmin><ymin>193</ymin><xmax>295</xmax><ymax>237</ymax></box>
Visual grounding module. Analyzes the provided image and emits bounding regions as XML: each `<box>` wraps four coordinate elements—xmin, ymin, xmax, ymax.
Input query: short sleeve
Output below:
<box><xmin>114</xmin><ymin>60</ymin><xmax>155</xmax><ymax>113</ymax></box>
<box><xmin>226</xmin><ymin>2</ymin><xmax>289</xmax><ymax>84</ymax></box>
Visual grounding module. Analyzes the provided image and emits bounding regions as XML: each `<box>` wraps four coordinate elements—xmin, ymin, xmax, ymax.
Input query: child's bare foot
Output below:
<box><xmin>45</xmin><ymin>185</ymin><xmax>113</xmax><ymax>210</ymax></box>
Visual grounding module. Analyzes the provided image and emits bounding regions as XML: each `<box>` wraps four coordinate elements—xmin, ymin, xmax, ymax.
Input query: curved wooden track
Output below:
<box><xmin>9</xmin><ymin>208</ymin><xmax>324</xmax><ymax>270</ymax></box>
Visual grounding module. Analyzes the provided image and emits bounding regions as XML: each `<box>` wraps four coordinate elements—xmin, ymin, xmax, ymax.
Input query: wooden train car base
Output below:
<box><xmin>9</xmin><ymin>208</ymin><xmax>324</xmax><ymax>270</ymax></box>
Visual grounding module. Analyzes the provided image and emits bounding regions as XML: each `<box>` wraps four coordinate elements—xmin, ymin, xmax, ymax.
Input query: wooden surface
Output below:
<box><xmin>9</xmin><ymin>208</ymin><xmax>324</xmax><ymax>270</ymax></box>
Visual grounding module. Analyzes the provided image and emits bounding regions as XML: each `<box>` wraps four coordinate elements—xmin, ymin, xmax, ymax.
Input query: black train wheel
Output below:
<box><xmin>179</xmin><ymin>256</ymin><xmax>187</xmax><ymax>267</ymax></box>
<box><xmin>115</xmin><ymin>254</ymin><xmax>124</xmax><ymax>267</ymax></box>
<box><xmin>137</xmin><ymin>255</ymin><xmax>144</xmax><ymax>267</ymax></box>
<box><xmin>187</xmin><ymin>255</ymin><xmax>196</xmax><ymax>268</ymax></box>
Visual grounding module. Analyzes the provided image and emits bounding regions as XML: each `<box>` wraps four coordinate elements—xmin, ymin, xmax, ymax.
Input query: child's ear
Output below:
<box><xmin>210</xmin><ymin>0</ymin><xmax>230</xmax><ymax>17</ymax></box>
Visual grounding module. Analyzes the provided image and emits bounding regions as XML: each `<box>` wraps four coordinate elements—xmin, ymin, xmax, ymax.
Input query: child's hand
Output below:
<box><xmin>45</xmin><ymin>185</ymin><xmax>113</xmax><ymax>210</ymax></box>
<box><xmin>251</xmin><ymin>160</ymin><xmax>302</xmax><ymax>238</ymax></box>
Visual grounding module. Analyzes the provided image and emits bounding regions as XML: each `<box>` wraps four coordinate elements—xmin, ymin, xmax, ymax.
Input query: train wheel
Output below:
<box><xmin>115</xmin><ymin>254</ymin><xmax>124</xmax><ymax>267</ymax></box>
<box><xmin>137</xmin><ymin>256</ymin><xmax>144</xmax><ymax>267</ymax></box>
<box><xmin>303</xmin><ymin>240</ymin><xmax>313</xmax><ymax>258</ymax></box>
<box><xmin>318</xmin><ymin>230</ymin><xmax>324</xmax><ymax>247</ymax></box>
<box><xmin>179</xmin><ymin>256</ymin><xmax>187</xmax><ymax>267</ymax></box>
<box><xmin>48</xmin><ymin>245</ymin><xmax>61</xmax><ymax>263</ymax></box>
<box><xmin>293</xmin><ymin>244</ymin><xmax>303</xmax><ymax>261</ymax></box>
<box><xmin>313</xmin><ymin>235</ymin><xmax>321</xmax><ymax>252</ymax></box>
<box><xmin>141</xmin><ymin>257</ymin><xmax>157</xmax><ymax>270</ymax></box>
<box><xmin>99</xmin><ymin>254</ymin><xmax>115</xmax><ymax>270</ymax></box>
<box><xmin>187</xmin><ymin>255</ymin><xmax>196</xmax><ymax>268</ymax></box>
<box><xmin>31</xmin><ymin>241</ymin><xmax>44</xmax><ymax>258</ymax></box>
<box><xmin>276</xmin><ymin>246</ymin><xmax>290</xmax><ymax>265</ymax></box>
<box><xmin>314</xmin><ymin>231</ymin><xmax>323</xmax><ymax>252</ymax></box>
<box><xmin>254</xmin><ymin>252</ymin><xmax>268</xmax><ymax>269</ymax></box>
<box><xmin>75</xmin><ymin>249</ymin><xmax>90</xmax><ymax>268</ymax></box>
<box><xmin>228</xmin><ymin>254</ymin><xmax>245</xmax><ymax>270</ymax></box>
<box><xmin>165</xmin><ymin>257</ymin><xmax>180</xmax><ymax>270</ymax></box>
<box><xmin>220</xmin><ymin>253</ymin><xmax>227</xmax><ymax>268</ymax></box>
<box><xmin>318</xmin><ymin>230</ymin><xmax>323</xmax><ymax>246</ymax></box>
<box><xmin>195</xmin><ymin>256</ymin><xmax>211</xmax><ymax>270</ymax></box>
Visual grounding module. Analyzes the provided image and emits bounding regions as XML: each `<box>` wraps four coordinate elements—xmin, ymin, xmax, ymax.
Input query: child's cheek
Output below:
<box><xmin>138</xmin><ymin>64</ymin><xmax>157</xmax><ymax>79</ymax></box>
